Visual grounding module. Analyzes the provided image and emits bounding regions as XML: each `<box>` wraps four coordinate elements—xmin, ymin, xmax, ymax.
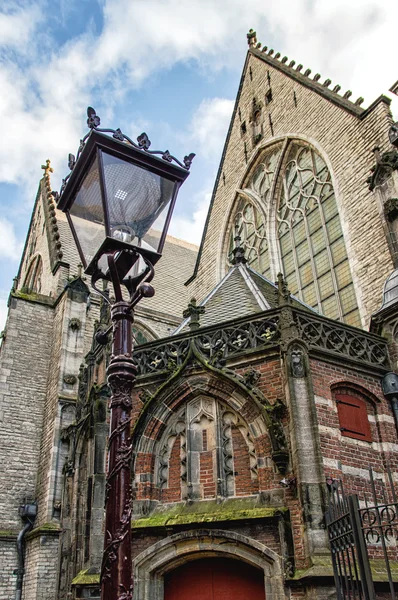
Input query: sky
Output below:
<box><xmin>0</xmin><ymin>0</ymin><xmax>397</xmax><ymax>331</ymax></box>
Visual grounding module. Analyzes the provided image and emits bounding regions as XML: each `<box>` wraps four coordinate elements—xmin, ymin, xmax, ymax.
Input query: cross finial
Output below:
<box><xmin>183</xmin><ymin>297</ymin><xmax>205</xmax><ymax>331</ymax></box>
<box><xmin>41</xmin><ymin>159</ymin><xmax>53</xmax><ymax>177</ymax></box>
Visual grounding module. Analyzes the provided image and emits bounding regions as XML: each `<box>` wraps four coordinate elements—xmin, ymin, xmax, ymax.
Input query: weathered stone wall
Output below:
<box><xmin>0</xmin><ymin>297</ymin><xmax>54</xmax><ymax>531</ymax></box>
<box><xmin>0</xmin><ymin>538</ymin><xmax>17</xmax><ymax>600</ymax></box>
<box><xmin>190</xmin><ymin>49</ymin><xmax>394</xmax><ymax>327</ymax></box>
<box><xmin>23</xmin><ymin>532</ymin><xmax>59</xmax><ymax>600</ymax></box>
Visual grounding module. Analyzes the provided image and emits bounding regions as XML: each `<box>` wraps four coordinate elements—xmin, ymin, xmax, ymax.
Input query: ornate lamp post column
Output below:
<box><xmin>56</xmin><ymin>108</ymin><xmax>194</xmax><ymax>600</ymax></box>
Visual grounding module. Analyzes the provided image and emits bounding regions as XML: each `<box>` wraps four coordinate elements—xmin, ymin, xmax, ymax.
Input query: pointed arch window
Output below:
<box><xmin>225</xmin><ymin>141</ymin><xmax>360</xmax><ymax>326</ymax></box>
<box><xmin>227</xmin><ymin>146</ymin><xmax>281</xmax><ymax>279</ymax></box>
<box><xmin>277</xmin><ymin>144</ymin><xmax>360</xmax><ymax>326</ymax></box>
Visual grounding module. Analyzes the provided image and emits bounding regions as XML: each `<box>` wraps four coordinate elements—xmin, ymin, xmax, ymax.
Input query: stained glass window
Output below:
<box><xmin>225</xmin><ymin>141</ymin><xmax>360</xmax><ymax>327</ymax></box>
<box><xmin>227</xmin><ymin>147</ymin><xmax>281</xmax><ymax>279</ymax></box>
<box><xmin>277</xmin><ymin>144</ymin><xmax>360</xmax><ymax>326</ymax></box>
<box><xmin>132</xmin><ymin>325</ymin><xmax>154</xmax><ymax>345</ymax></box>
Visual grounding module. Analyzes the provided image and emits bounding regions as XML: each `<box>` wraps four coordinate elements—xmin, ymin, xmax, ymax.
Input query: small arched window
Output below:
<box><xmin>334</xmin><ymin>389</ymin><xmax>372</xmax><ymax>442</ymax></box>
<box><xmin>224</xmin><ymin>140</ymin><xmax>360</xmax><ymax>326</ymax></box>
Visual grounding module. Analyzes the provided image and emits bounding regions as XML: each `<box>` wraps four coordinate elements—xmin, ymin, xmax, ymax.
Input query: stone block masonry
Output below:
<box><xmin>0</xmin><ymin>297</ymin><xmax>54</xmax><ymax>532</ymax></box>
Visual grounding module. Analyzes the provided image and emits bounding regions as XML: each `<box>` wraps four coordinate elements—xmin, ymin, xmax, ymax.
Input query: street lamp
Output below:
<box><xmin>56</xmin><ymin>107</ymin><xmax>194</xmax><ymax>600</ymax></box>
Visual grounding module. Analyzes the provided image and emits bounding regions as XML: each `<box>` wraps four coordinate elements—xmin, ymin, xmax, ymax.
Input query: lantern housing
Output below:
<box><xmin>57</xmin><ymin>128</ymin><xmax>190</xmax><ymax>275</ymax></box>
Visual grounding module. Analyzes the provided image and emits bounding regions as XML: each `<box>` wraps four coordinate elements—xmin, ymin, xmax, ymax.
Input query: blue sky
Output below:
<box><xmin>0</xmin><ymin>0</ymin><xmax>397</xmax><ymax>330</ymax></box>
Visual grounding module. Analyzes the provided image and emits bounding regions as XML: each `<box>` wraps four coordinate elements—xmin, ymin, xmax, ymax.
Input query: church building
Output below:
<box><xmin>1</xmin><ymin>29</ymin><xmax>398</xmax><ymax>600</ymax></box>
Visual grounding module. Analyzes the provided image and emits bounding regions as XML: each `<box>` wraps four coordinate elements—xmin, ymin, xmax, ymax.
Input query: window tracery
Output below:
<box><xmin>155</xmin><ymin>396</ymin><xmax>259</xmax><ymax>501</ymax></box>
<box><xmin>225</xmin><ymin>140</ymin><xmax>360</xmax><ymax>326</ymax></box>
<box><xmin>227</xmin><ymin>147</ymin><xmax>281</xmax><ymax>279</ymax></box>
<box><xmin>277</xmin><ymin>144</ymin><xmax>360</xmax><ymax>326</ymax></box>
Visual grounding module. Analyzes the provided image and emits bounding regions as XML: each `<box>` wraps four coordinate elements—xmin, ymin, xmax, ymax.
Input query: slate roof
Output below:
<box><xmin>173</xmin><ymin>262</ymin><xmax>314</xmax><ymax>334</ymax></box>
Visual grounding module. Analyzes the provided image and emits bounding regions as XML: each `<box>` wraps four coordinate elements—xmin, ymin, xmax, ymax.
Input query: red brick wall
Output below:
<box><xmin>311</xmin><ymin>359</ymin><xmax>398</xmax><ymax>496</ymax></box>
<box><xmin>231</xmin><ymin>425</ymin><xmax>258</xmax><ymax>496</ymax></box>
<box><xmin>162</xmin><ymin>436</ymin><xmax>182</xmax><ymax>503</ymax></box>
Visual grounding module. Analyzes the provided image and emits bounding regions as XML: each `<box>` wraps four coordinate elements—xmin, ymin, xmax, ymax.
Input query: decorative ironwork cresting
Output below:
<box><xmin>133</xmin><ymin>308</ymin><xmax>389</xmax><ymax>378</ymax></box>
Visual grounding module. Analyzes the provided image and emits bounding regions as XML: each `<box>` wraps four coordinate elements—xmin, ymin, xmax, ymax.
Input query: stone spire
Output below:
<box><xmin>40</xmin><ymin>159</ymin><xmax>63</xmax><ymax>263</ymax></box>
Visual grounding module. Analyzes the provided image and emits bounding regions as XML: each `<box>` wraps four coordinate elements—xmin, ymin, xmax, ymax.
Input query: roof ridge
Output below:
<box><xmin>246</xmin><ymin>29</ymin><xmax>366</xmax><ymax>114</ymax></box>
<box><xmin>237</xmin><ymin>263</ymin><xmax>271</xmax><ymax>311</ymax></box>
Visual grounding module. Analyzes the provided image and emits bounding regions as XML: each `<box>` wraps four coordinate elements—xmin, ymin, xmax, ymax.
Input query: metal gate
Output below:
<box><xmin>325</xmin><ymin>468</ymin><xmax>398</xmax><ymax>599</ymax></box>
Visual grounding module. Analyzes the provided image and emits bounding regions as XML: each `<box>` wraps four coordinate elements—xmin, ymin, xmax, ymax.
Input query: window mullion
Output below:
<box><xmin>302</xmin><ymin>208</ymin><xmax>322</xmax><ymax>311</ymax></box>
<box><xmin>318</xmin><ymin>196</ymin><xmax>344</xmax><ymax>321</ymax></box>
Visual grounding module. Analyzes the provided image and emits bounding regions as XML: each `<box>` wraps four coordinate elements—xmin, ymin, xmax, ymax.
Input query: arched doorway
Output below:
<box><xmin>164</xmin><ymin>557</ymin><xmax>265</xmax><ymax>600</ymax></box>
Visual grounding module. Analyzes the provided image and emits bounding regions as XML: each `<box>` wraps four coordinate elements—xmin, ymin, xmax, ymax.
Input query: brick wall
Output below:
<box><xmin>311</xmin><ymin>359</ymin><xmax>398</xmax><ymax>486</ymax></box>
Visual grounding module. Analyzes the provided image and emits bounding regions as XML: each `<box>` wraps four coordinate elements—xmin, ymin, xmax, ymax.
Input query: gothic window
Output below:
<box><xmin>277</xmin><ymin>144</ymin><xmax>360</xmax><ymax>326</ymax></box>
<box><xmin>227</xmin><ymin>147</ymin><xmax>281</xmax><ymax>279</ymax></box>
<box><xmin>22</xmin><ymin>255</ymin><xmax>43</xmax><ymax>293</ymax></box>
<box><xmin>225</xmin><ymin>141</ymin><xmax>360</xmax><ymax>326</ymax></box>
<box><xmin>156</xmin><ymin>396</ymin><xmax>258</xmax><ymax>502</ymax></box>
<box><xmin>334</xmin><ymin>391</ymin><xmax>372</xmax><ymax>442</ymax></box>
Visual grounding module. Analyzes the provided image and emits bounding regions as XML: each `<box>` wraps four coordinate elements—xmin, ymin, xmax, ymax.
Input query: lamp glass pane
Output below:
<box><xmin>102</xmin><ymin>152</ymin><xmax>175</xmax><ymax>254</ymax></box>
<box><xmin>69</xmin><ymin>155</ymin><xmax>106</xmax><ymax>266</ymax></box>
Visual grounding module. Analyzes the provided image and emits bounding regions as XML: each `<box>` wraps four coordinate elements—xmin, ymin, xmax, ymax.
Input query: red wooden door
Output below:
<box><xmin>164</xmin><ymin>557</ymin><xmax>265</xmax><ymax>600</ymax></box>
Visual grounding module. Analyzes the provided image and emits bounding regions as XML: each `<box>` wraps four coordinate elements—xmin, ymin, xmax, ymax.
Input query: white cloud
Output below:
<box><xmin>168</xmin><ymin>97</ymin><xmax>234</xmax><ymax>245</ymax></box>
<box><xmin>0</xmin><ymin>4</ymin><xmax>43</xmax><ymax>49</ymax></box>
<box><xmin>0</xmin><ymin>218</ymin><xmax>23</xmax><ymax>260</ymax></box>
<box><xmin>0</xmin><ymin>0</ymin><xmax>397</xmax><ymax>201</ymax></box>
<box><xmin>0</xmin><ymin>299</ymin><xmax>8</xmax><ymax>334</ymax></box>
<box><xmin>188</xmin><ymin>98</ymin><xmax>234</xmax><ymax>161</ymax></box>
<box><xmin>169</xmin><ymin>190</ymin><xmax>211</xmax><ymax>246</ymax></box>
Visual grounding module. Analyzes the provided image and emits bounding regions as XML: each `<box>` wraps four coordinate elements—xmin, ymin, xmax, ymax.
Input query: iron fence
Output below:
<box><xmin>325</xmin><ymin>467</ymin><xmax>398</xmax><ymax>600</ymax></box>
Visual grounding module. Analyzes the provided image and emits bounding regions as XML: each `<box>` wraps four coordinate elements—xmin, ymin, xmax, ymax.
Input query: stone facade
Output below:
<box><xmin>1</xmin><ymin>30</ymin><xmax>398</xmax><ymax>600</ymax></box>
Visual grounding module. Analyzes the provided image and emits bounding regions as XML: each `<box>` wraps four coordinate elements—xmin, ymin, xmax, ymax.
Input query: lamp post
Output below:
<box><xmin>56</xmin><ymin>107</ymin><xmax>193</xmax><ymax>600</ymax></box>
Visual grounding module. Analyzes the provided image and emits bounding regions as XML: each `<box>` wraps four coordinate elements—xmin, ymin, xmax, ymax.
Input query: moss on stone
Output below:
<box><xmin>133</xmin><ymin>498</ymin><xmax>285</xmax><ymax>529</ymax></box>
<box><xmin>25</xmin><ymin>522</ymin><xmax>60</xmax><ymax>540</ymax></box>
<box><xmin>71</xmin><ymin>570</ymin><xmax>100</xmax><ymax>586</ymax></box>
<box><xmin>290</xmin><ymin>557</ymin><xmax>398</xmax><ymax>582</ymax></box>
<box><xmin>12</xmin><ymin>290</ymin><xmax>53</xmax><ymax>306</ymax></box>
<box><xmin>0</xmin><ymin>529</ymin><xmax>17</xmax><ymax>538</ymax></box>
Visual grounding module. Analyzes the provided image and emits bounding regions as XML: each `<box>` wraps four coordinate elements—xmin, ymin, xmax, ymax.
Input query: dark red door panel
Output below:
<box><xmin>164</xmin><ymin>557</ymin><xmax>265</xmax><ymax>600</ymax></box>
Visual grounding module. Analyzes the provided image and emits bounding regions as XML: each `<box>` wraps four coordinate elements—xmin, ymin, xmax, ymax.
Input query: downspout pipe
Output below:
<box><xmin>15</xmin><ymin>503</ymin><xmax>37</xmax><ymax>600</ymax></box>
